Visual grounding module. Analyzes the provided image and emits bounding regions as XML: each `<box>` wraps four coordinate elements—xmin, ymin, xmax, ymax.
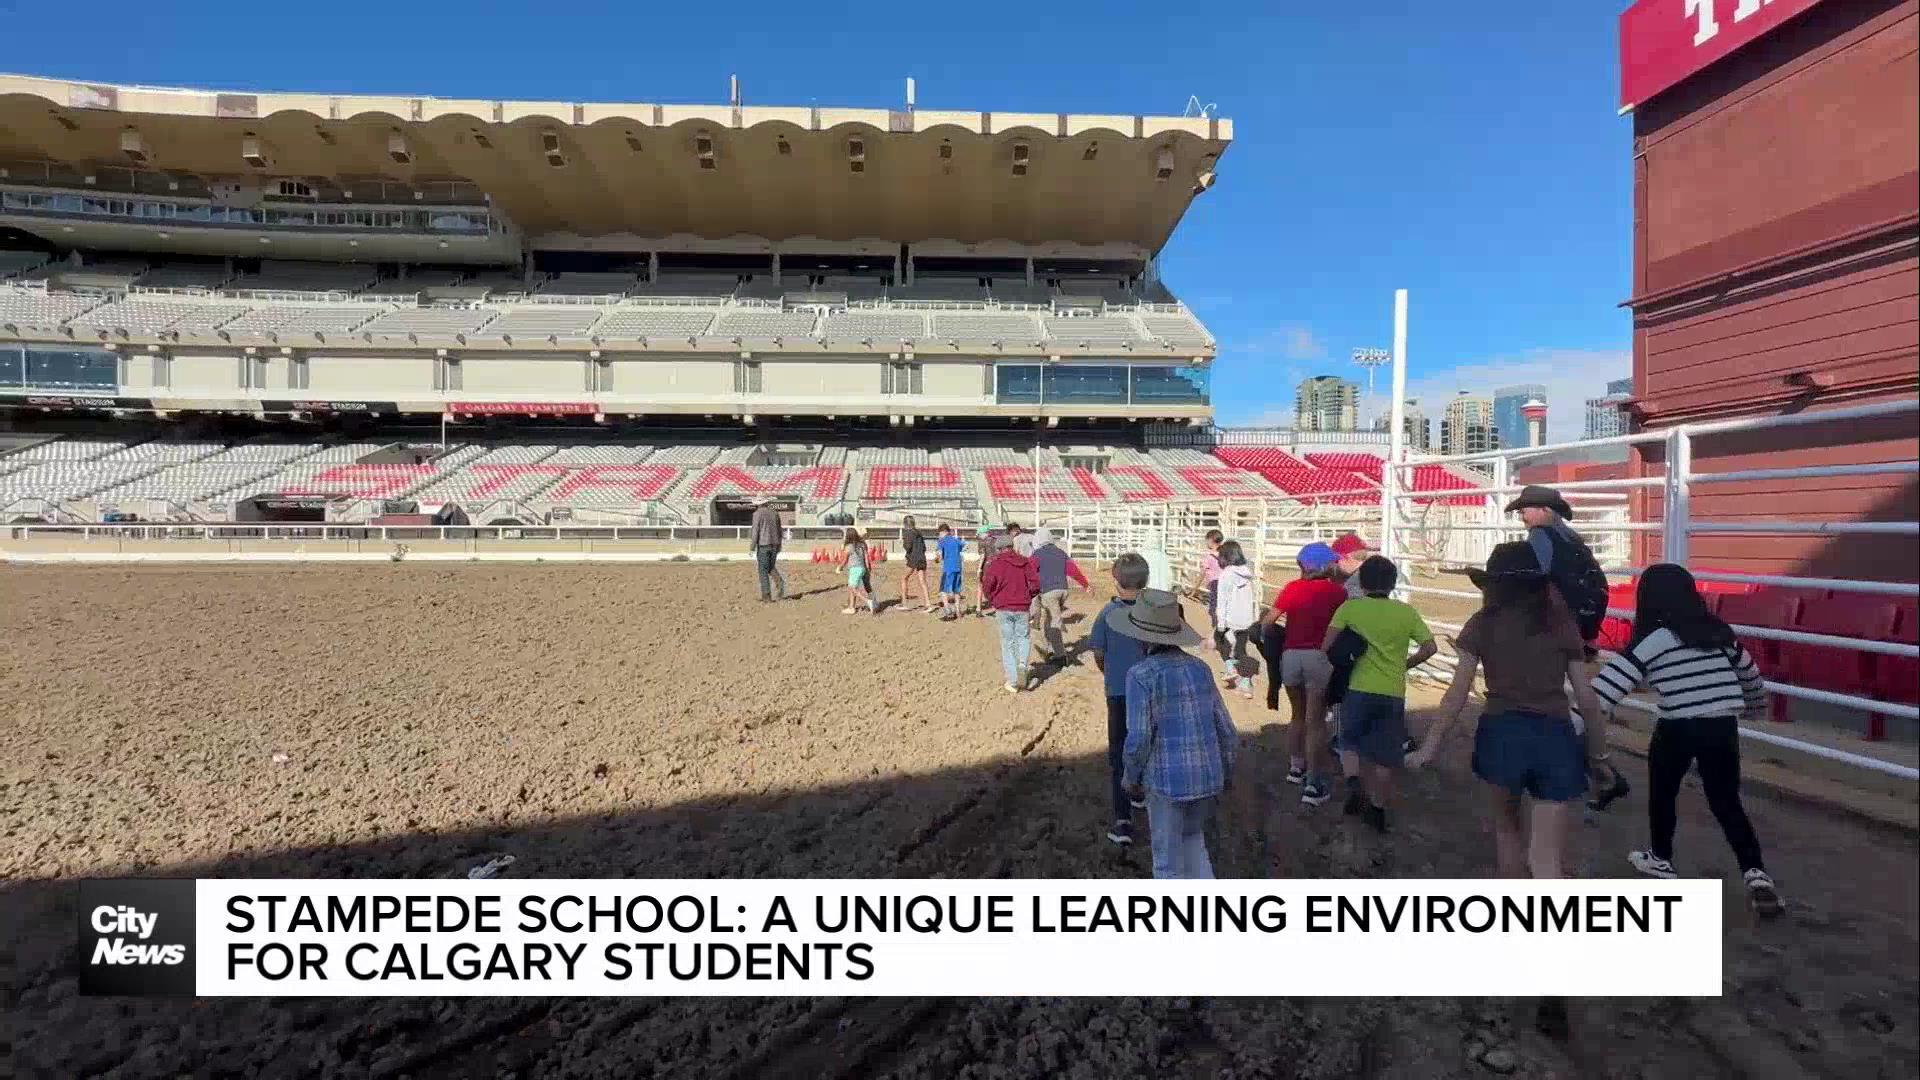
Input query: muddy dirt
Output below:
<box><xmin>3</xmin><ymin>562</ymin><xmax>1915</xmax><ymax>1079</ymax></box>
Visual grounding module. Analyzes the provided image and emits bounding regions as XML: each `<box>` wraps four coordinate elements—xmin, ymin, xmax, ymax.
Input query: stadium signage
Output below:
<box><xmin>261</xmin><ymin>400</ymin><xmax>398</xmax><ymax>415</ymax></box>
<box><xmin>450</xmin><ymin>401</ymin><xmax>598</xmax><ymax>416</ymax></box>
<box><xmin>1619</xmin><ymin>0</ymin><xmax>1826</xmax><ymax>110</ymax></box>
<box><xmin>3</xmin><ymin>393</ymin><xmax>154</xmax><ymax>410</ymax></box>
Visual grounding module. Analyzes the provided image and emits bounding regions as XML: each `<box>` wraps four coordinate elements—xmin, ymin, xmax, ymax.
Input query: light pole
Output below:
<box><xmin>1352</xmin><ymin>347</ymin><xmax>1390</xmax><ymax>428</ymax></box>
<box><xmin>1033</xmin><ymin>362</ymin><xmax>1045</xmax><ymax>527</ymax></box>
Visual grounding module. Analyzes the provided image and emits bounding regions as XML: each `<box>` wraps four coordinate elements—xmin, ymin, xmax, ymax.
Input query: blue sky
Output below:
<box><xmin>5</xmin><ymin>0</ymin><xmax>1633</xmax><ymax>439</ymax></box>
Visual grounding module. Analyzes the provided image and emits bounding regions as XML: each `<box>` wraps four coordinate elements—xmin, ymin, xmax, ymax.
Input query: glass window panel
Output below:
<box><xmin>1130</xmin><ymin>365</ymin><xmax>1210</xmax><ymax>404</ymax></box>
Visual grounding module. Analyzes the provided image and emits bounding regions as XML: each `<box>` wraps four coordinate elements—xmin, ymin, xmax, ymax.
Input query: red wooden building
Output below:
<box><xmin>1619</xmin><ymin>0</ymin><xmax>1918</xmax><ymax>581</ymax></box>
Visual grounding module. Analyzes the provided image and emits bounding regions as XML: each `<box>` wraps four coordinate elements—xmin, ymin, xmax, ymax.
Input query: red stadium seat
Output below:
<box><xmin>1718</xmin><ymin>591</ymin><xmax>1803</xmax><ymax>722</ymax></box>
<box><xmin>1872</xmin><ymin>600</ymin><xmax>1920</xmax><ymax>725</ymax></box>
<box><xmin>1779</xmin><ymin>597</ymin><xmax>1897</xmax><ymax>697</ymax></box>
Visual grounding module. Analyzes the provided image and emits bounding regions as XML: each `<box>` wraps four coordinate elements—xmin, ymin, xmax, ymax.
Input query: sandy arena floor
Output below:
<box><xmin>3</xmin><ymin>562</ymin><xmax>1915</xmax><ymax>1079</ymax></box>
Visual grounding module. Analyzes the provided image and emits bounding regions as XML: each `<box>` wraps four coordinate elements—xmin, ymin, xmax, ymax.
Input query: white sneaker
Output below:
<box><xmin>840</xmin><ymin>607</ymin><xmax>858</xmax><ymax>615</ymax></box>
<box><xmin>1003</xmin><ymin>682</ymin><xmax>1019</xmax><ymax>694</ymax></box>
<box><xmin>1744</xmin><ymin>869</ymin><xmax>1784</xmax><ymax>918</ymax></box>
<box><xmin>1628</xmin><ymin>850</ymin><xmax>1677</xmax><ymax>879</ymax></box>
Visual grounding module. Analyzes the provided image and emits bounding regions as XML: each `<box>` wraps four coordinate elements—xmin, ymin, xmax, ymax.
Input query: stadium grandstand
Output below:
<box><xmin>0</xmin><ymin>71</ymin><xmax>1491</xmax><ymax>526</ymax></box>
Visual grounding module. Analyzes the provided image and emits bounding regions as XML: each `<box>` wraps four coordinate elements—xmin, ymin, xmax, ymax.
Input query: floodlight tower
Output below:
<box><xmin>1352</xmin><ymin>347</ymin><xmax>1391</xmax><ymax>423</ymax></box>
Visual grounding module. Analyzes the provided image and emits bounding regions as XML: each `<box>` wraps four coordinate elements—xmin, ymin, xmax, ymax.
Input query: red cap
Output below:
<box><xmin>1329</xmin><ymin>533</ymin><xmax>1371</xmax><ymax>558</ymax></box>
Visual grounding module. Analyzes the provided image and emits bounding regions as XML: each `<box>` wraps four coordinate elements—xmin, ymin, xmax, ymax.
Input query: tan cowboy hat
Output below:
<box><xmin>1104</xmin><ymin>588</ymin><xmax>1204</xmax><ymax>647</ymax></box>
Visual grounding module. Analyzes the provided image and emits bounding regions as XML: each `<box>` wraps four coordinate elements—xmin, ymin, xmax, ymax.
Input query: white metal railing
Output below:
<box><xmin>1360</xmin><ymin>395</ymin><xmax>1920</xmax><ymax>774</ymax></box>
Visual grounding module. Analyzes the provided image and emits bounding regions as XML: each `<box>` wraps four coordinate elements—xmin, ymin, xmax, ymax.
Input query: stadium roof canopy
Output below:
<box><xmin>0</xmin><ymin>73</ymin><xmax>1232</xmax><ymax>257</ymax></box>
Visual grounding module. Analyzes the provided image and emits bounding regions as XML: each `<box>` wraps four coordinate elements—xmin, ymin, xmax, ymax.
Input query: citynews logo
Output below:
<box><xmin>79</xmin><ymin>880</ymin><xmax>197</xmax><ymax>996</ymax></box>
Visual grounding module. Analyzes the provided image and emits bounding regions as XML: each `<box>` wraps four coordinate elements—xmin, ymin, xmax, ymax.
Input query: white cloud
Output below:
<box><xmin>1227</xmin><ymin>324</ymin><xmax>1327</xmax><ymax>362</ymax></box>
<box><xmin>1400</xmin><ymin>348</ymin><xmax>1629</xmax><ymax>443</ymax></box>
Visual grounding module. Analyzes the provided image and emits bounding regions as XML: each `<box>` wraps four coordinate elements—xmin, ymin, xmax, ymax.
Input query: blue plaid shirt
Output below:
<box><xmin>1122</xmin><ymin>651</ymin><xmax>1238</xmax><ymax>800</ymax></box>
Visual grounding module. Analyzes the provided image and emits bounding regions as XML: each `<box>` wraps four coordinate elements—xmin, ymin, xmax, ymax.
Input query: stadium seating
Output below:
<box><xmin>930</xmin><ymin>312</ymin><xmax>1043</xmax><ymax>346</ymax></box>
<box><xmin>820</xmin><ymin>310</ymin><xmax>928</xmax><ymax>344</ymax></box>
<box><xmin>486</xmin><ymin>306</ymin><xmax>603</xmax><ymax>339</ymax></box>
<box><xmin>682</xmin><ymin>465</ymin><xmax>848</xmax><ymax>512</ymax></box>
<box><xmin>1405</xmin><ymin>464</ymin><xmax>1480</xmax><ymax>506</ymax></box>
<box><xmin>590</xmin><ymin>308</ymin><xmax>717</xmax><ymax>340</ymax></box>
<box><xmin>96</xmin><ymin>463</ymin><xmax>282</xmax><ymax>501</ymax></box>
<box><xmin>227</xmin><ymin>305</ymin><xmax>389</xmax><ymax>338</ymax></box>
<box><xmin>647</xmin><ymin>445</ymin><xmax>723</xmax><ymax>467</ymax></box>
<box><xmin>360</xmin><ymin>307</ymin><xmax>500</xmax><ymax>339</ymax></box>
<box><xmin>7</xmin><ymin>437</ymin><xmax>139</xmax><ymax>461</ymax></box>
<box><xmin>545</xmin><ymin>464</ymin><xmax>682</xmax><ymax>505</ymax></box>
<box><xmin>1305</xmin><ymin>452</ymin><xmax>1384</xmax><ymax>481</ymax></box>
<box><xmin>0</xmin><ymin>286</ymin><xmax>107</xmax><ymax>331</ymax></box>
<box><xmin>1778</xmin><ymin>596</ymin><xmax>1901</xmax><ymax>704</ymax></box>
<box><xmin>1139</xmin><ymin>314</ymin><xmax>1212</xmax><ymax>347</ymax></box>
<box><xmin>940</xmin><ymin>446</ymin><xmax>1027</xmax><ymax>468</ymax></box>
<box><xmin>981</xmin><ymin>466</ymin><xmax>1107</xmax><ymax>505</ymax></box>
<box><xmin>1042</xmin><ymin>316</ymin><xmax>1145</xmax><ymax>348</ymax></box>
<box><xmin>546</xmin><ymin>444</ymin><xmax>654</xmax><ymax>465</ymax></box>
<box><xmin>1214</xmin><ymin>447</ymin><xmax>1307</xmax><ymax>469</ymax></box>
<box><xmin>1253</xmin><ymin>467</ymin><xmax>1378</xmax><ymax>505</ymax></box>
<box><xmin>1881</xmin><ymin>602</ymin><xmax>1920</xmax><ymax>710</ymax></box>
<box><xmin>860</xmin><ymin>464</ymin><xmax>968</xmax><ymax>502</ymax></box>
<box><xmin>709</xmin><ymin>310</ymin><xmax>820</xmax><ymax>340</ymax></box>
<box><xmin>68</xmin><ymin>299</ymin><xmax>211</xmax><ymax>337</ymax></box>
<box><xmin>100</xmin><ymin>440</ymin><xmax>224</xmax><ymax>464</ymax></box>
<box><xmin>0</xmin><ymin>462</ymin><xmax>161</xmax><ymax>501</ymax></box>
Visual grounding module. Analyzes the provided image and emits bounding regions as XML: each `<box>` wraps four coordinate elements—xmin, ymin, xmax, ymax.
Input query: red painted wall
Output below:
<box><xmin>1625</xmin><ymin>0</ymin><xmax>1919</xmax><ymax>580</ymax></box>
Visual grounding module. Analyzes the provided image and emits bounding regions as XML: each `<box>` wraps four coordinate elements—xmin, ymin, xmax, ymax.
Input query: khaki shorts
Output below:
<box><xmin>1280</xmin><ymin>648</ymin><xmax>1333</xmax><ymax>690</ymax></box>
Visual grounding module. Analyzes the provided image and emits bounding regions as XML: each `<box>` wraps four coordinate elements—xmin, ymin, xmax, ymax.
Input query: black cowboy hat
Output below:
<box><xmin>1502</xmin><ymin>484</ymin><xmax>1575</xmax><ymax>520</ymax></box>
<box><xmin>1466</xmin><ymin>540</ymin><xmax>1547</xmax><ymax>590</ymax></box>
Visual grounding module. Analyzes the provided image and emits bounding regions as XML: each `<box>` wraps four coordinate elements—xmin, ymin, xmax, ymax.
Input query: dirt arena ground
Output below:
<box><xmin>3</xmin><ymin>561</ymin><xmax>1916</xmax><ymax>1079</ymax></box>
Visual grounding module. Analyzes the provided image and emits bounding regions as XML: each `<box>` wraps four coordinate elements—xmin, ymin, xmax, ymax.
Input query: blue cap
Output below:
<box><xmin>1297</xmin><ymin>542</ymin><xmax>1338</xmax><ymax>571</ymax></box>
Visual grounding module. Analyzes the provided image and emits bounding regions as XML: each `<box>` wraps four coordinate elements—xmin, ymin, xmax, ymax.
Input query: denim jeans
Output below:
<box><xmin>754</xmin><ymin>548</ymin><xmax>785</xmax><ymax>600</ymax></box>
<box><xmin>1105</xmin><ymin>696</ymin><xmax>1131</xmax><ymax>823</ymax></box>
<box><xmin>1147</xmin><ymin>793</ymin><xmax>1216</xmax><ymax>879</ymax></box>
<box><xmin>995</xmin><ymin>611</ymin><xmax>1031</xmax><ymax>686</ymax></box>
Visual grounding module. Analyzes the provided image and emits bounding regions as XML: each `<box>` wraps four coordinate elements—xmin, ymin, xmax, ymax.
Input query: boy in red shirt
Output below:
<box><xmin>1258</xmin><ymin>542</ymin><xmax>1348</xmax><ymax>805</ymax></box>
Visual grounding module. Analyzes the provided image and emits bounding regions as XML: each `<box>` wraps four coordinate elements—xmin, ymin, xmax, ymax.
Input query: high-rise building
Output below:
<box><xmin>1441</xmin><ymin>391</ymin><xmax>1496</xmax><ymax>455</ymax></box>
<box><xmin>1295</xmin><ymin>375</ymin><xmax>1359</xmax><ymax>432</ymax></box>
<box><xmin>1585</xmin><ymin>377</ymin><xmax>1634</xmax><ymax>438</ymax></box>
<box><xmin>1371</xmin><ymin>398</ymin><xmax>1431</xmax><ymax>450</ymax></box>
<box><xmin>1492</xmin><ymin>384</ymin><xmax>1548</xmax><ymax>451</ymax></box>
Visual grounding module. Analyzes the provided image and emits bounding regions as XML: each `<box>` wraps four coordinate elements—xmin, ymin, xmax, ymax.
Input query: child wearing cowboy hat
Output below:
<box><xmin>1115</xmin><ymin>589</ymin><xmax>1240</xmax><ymax>879</ymax></box>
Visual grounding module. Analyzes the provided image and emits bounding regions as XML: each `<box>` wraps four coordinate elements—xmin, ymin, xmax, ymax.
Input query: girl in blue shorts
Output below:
<box><xmin>840</xmin><ymin>528</ymin><xmax>877</xmax><ymax>615</ymax></box>
<box><xmin>1412</xmin><ymin>542</ymin><xmax>1609</xmax><ymax>879</ymax></box>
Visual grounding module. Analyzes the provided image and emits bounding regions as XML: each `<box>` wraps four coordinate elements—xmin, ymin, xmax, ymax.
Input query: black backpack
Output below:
<box><xmin>1543</xmin><ymin>527</ymin><xmax>1610</xmax><ymax>644</ymax></box>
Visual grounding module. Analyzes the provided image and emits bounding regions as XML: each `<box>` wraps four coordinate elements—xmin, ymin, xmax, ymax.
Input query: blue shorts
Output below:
<box><xmin>1472</xmin><ymin>710</ymin><xmax>1586</xmax><ymax>802</ymax></box>
<box><xmin>941</xmin><ymin>568</ymin><xmax>964</xmax><ymax>595</ymax></box>
<box><xmin>1337</xmin><ymin>690</ymin><xmax>1407</xmax><ymax>767</ymax></box>
<box><xmin>848</xmin><ymin>567</ymin><xmax>867</xmax><ymax>589</ymax></box>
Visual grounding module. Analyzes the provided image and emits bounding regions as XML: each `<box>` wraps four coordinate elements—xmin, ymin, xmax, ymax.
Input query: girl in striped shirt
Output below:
<box><xmin>1591</xmin><ymin>564</ymin><xmax>1782</xmax><ymax>917</ymax></box>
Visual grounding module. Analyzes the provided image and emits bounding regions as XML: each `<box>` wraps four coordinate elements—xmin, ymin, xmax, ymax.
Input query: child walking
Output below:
<box><xmin>1213</xmin><ymin>540</ymin><xmax>1261</xmax><ymax>699</ymax></box>
<box><xmin>1412</xmin><ymin>542</ymin><xmax>1610</xmax><ymax>878</ymax></box>
<box><xmin>839</xmin><ymin>528</ymin><xmax>877</xmax><ymax>615</ymax></box>
<box><xmin>1089</xmin><ymin>553</ymin><xmax>1152</xmax><ymax>846</ymax></box>
<box><xmin>1116</xmin><ymin>589</ymin><xmax>1239</xmax><ymax>879</ymax></box>
<box><xmin>1260</xmin><ymin>542</ymin><xmax>1347</xmax><ymax>803</ymax></box>
<box><xmin>934</xmin><ymin>523</ymin><xmax>967</xmax><ymax>620</ymax></box>
<box><xmin>1320</xmin><ymin>556</ymin><xmax>1435</xmax><ymax>831</ymax></box>
<box><xmin>1591</xmin><ymin>563</ymin><xmax>1782</xmax><ymax>916</ymax></box>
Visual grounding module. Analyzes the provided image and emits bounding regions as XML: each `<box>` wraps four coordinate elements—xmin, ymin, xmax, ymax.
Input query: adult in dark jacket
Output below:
<box><xmin>980</xmin><ymin>535</ymin><xmax>1042</xmax><ymax>692</ymax></box>
<box><xmin>748</xmin><ymin>497</ymin><xmax>786</xmax><ymax>602</ymax></box>
<box><xmin>1028</xmin><ymin>528</ymin><xmax>1090</xmax><ymax>661</ymax></box>
<box><xmin>898</xmin><ymin>515</ymin><xmax>933</xmax><ymax>614</ymax></box>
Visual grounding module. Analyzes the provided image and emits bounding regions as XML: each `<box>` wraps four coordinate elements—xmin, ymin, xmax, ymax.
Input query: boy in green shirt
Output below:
<box><xmin>1322</xmin><ymin>556</ymin><xmax>1436</xmax><ymax>832</ymax></box>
